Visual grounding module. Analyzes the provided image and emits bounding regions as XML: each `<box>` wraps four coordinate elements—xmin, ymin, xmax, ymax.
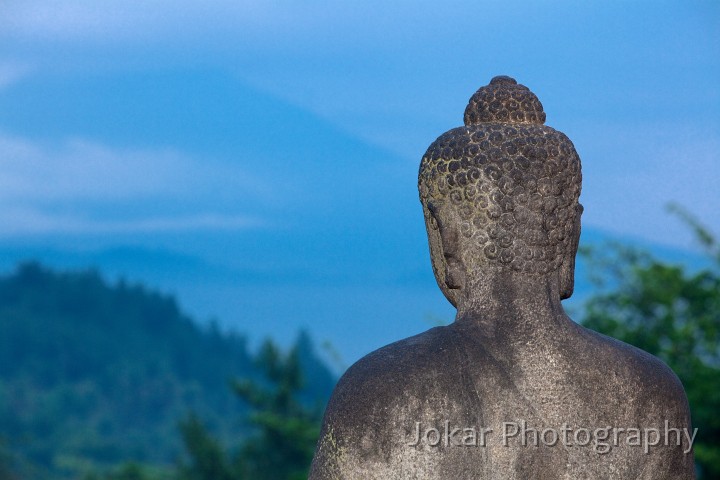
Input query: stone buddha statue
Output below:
<box><xmin>310</xmin><ymin>76</ymin><xmax>695</xmax><ymax>479</ymax></box>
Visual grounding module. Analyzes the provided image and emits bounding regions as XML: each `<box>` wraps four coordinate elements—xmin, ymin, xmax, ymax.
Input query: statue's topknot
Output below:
<box><xmin>419</xmin><ymin>76</ymin><xmax>581</xmax><ymax>278</ymax></box>
<box><xmin>464</xmin><ymin>75</ymin><xmax>546</xmax><ymax>126</ymax></box>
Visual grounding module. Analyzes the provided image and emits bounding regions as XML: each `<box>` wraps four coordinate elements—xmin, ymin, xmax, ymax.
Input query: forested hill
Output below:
<box><xmin>0</xmin><ymin>262</ymin><xmax>335</xmax><ymax>479</ymax></box>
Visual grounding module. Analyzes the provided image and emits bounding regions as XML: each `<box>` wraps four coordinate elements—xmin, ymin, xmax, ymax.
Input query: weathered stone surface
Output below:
<box><xmin>310</xmin><ymin>77</ymin><xmax>695</xmax><ymax>479</ymax></box>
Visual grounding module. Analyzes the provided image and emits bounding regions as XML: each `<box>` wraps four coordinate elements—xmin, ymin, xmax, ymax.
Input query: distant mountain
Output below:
<box><xmin>0</xmin><ymin>67</ymin><xmax>710</xmax><ymax>366</ymax></box>
<box><xmin>0</xmin><ymin>223</ymin><xmax>709</xmax><ymax>368</ymax></box>
<box><xmin>0</xmin><ymin>67</ymin><xmax>428</xmax><ymax>362</ymax></box>
<box><xmin>0</xmin><ymin>262</ymin><xmax>335</xmax><ymax>480</ymax></box>
<box><xmin>0</xmin><ymin>68</ymin><xmax>414</xmax><ymax>227</ymax></box>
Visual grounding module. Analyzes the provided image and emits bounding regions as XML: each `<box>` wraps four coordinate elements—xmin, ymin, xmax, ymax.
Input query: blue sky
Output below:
<box><xmin>0</xmin><ymin>1</ymin><xmax>718</xmax><ymax>363</ymax></box>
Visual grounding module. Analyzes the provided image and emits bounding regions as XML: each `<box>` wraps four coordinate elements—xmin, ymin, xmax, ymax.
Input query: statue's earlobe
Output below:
<box><xmin>559</xmin><ymin>204</ymin><xmax>582</xmax><ymax>300</ymax></box>
<box><xmin>429</xmin><ymin>202</ymin><xmax>466</xmax><ymax>292</ymax></box>
<box><xmin>425</xmin><ymin>201</ymin><xmax>462</xmax><ymax>307</ymax></box>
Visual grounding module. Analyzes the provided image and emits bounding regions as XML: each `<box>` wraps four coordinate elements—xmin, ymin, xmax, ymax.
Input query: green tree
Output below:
<box><xmin>82</xmin><ymin>462</ymin><xmax>170</xmax><ymax>480</ymax></box>
<box><xmin>179</xmin><ymin>338</ymin><xmax>323</xmax><ymax>480</ymax></box>
<box><xmin>580</xmin><ymin>205</ymin><xmax>720</xmax><ymax>478</ymax></box>
<box><xmin>233</xmin><ymin>340</ymin><xmax>321</xmax><ymax>480</ymax></box>
<box><xmin>177</xmin><ymin>416</ymin><xmax>234</xmax><ymax>480</ymax></box>
<box><xmin>0</xmin><ymin>438</ymin><xmax>18</xmax><ymax>480</ymax></box>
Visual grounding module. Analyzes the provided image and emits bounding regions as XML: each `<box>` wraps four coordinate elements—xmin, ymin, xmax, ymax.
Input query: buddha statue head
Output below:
<box><xmin>418</xmin><ymin>76</ymin><xmax>583</xmax><ymax>308</ymax></box>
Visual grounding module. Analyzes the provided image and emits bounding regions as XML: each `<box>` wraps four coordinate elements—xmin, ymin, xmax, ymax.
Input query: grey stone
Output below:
<box><xmin>310</xmin><ymin>76</ymin><xmax>695</xmax><ymax>479</ymax></box>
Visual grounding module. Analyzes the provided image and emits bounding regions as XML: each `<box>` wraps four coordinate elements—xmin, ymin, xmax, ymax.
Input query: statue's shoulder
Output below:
<box><xmin>575</xmin><ymin>324</ymin><xmax>690</xmax><ymax>414</ymax></box>
<box><xmin>329</xmin><ymin>325</ymin><xmax>460</xmax><ymax>413</ymax></box>
<box><xmin>310</xmin><ymin>327</ymin><xmax>468</xmax><ymax>479</ymax></box>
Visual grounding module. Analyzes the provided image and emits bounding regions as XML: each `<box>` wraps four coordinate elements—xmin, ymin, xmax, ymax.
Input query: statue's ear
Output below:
<box><xmin>425</xmin><ymin>201</ymin><xmax>461</xmax><ymax>307</ymax></box>
<box><xmin>427</xmin><ymin>203</ymin><xmax>458</xmax><ymax>259</ymax></box>
<box><xmin>559</xmin><ymin>204</ymin><xmax>583</xmax><ymax>300</ymax></box>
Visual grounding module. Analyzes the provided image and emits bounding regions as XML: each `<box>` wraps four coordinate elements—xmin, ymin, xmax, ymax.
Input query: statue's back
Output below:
<box><xmin>311</xmin><ymin>319</ymin><xmax>693</xmax><ymax>479</ymax></box>
<box><xmin>310</xmin><ymin>77</ymin><xmax>695</xmax><ymax>479</ymax></box>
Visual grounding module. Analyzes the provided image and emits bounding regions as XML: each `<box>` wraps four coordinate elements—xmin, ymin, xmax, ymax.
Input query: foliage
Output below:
<box><xmin>177</xmin><ymin>416</ymin><xmax>234</xmax><ymax>480</ymax></box>
<box><xmin>0</xmin><ymin>262</ymin><xmax>334</xmax><ymax>480</ymax></box>
<box><xmin>235</xmin><ymin>339</ymin><xmax>322</xmax><ymax>479</ymax></box>
<box><xmin>82</xmin><ymin>462</ymin><xmax>172</xmax><ymax>480</ymax></box>
<box><xmin>580</xmin><ymin>206</ymin><xmax>720</xmax><ymax>478</ymax></box>
<box><xmin>0</xmin><ymin>438</ymin><xmax>18</xmax><ymax>480</ymax></box>
<box><xmin>179</xmin><ymin>339</ymin><xmax>323</xmax><ymax>480</ymax></box>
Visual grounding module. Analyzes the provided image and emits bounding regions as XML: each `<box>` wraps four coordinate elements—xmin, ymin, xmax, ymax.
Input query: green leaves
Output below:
<box><xmin>580</xmin><ymin>207</ymin><xmax>720</xmax><ymax>478</ymax></box>
<box><xmin>179</xmin><ymin>338</ymin><xmax>324</xmax><ymax>480</ymax></box>
<box><xmin>234</xmin><ymin>340</ymin><xmax>322</xmax><ymax>480</ymax></box>
<box><xmin>177</xmin><ymin>415</ymin><xmax>234</xmax><ymax>480</ymax></box>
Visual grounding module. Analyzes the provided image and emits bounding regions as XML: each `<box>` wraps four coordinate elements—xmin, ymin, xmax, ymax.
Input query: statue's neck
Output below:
<box><xmin>453</xmin><ymin>270</ymin><xmax>573</xmax><ymax>342</ymax></box>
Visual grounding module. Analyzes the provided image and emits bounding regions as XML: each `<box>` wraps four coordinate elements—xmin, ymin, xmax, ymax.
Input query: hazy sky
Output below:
<box><xmin>0</xmin><ymin>1</ymin><xmax>718</xmax><ymax>360</ymax></box>
<box><xmin>1</xmin><ymin>1</ymin><xmax>718</xmax><ymax>246</ymax></box>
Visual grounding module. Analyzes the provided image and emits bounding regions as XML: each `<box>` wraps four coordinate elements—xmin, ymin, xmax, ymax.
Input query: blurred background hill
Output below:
<box><xmin>0</xmin><ymin>262</ymin><xmax>334</xmax><ymax>479</ymax></box>
<box><xmin>0</xmin><ymin>66</ymin><xmax>715</xmax><ymax>363</ymax></box>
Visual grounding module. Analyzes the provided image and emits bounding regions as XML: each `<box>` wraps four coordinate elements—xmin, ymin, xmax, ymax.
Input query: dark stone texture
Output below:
<box><xmin>310</xmin><ymin>77</ymin><xmax>695</xmax><ymax>479</ymax></box>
